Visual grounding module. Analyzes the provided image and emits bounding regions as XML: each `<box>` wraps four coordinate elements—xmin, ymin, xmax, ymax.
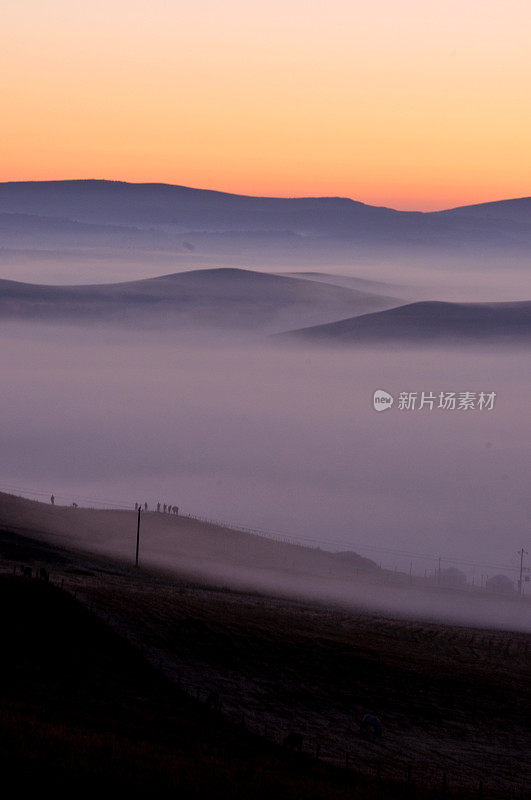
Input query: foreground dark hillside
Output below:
<box><xmin>0</xmin><ymin>573</ymin><xmax>441</xmax><ymax>798</ymax></box>
<box><xmin>0</xmin><ymin>527</ymin><xmax>529</xmax><ymax>797</ymax></box>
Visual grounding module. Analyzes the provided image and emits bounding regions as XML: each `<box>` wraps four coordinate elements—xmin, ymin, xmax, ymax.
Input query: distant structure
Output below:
<box><xmin>485</xmin><ymin>574</ymin><xmax>514</xmax><ymax>594</ymax></box>
<box><xmin>440</xmin><ymin>567</ymin><xmax>467</xmax><ymax>587</ymax></box>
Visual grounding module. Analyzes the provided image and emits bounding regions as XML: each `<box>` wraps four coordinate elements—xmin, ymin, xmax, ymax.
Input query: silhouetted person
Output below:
<box><xmin>157</xmin><ymin>502</ymin><xmax>160</xmax><ymax>513</ymax></box>
<box><xmin>50</xmin><ymin>494</ymin><xmax>55</xmax><ymax>505</ymax></box>
<box><xmin>72</xmin><ymin>502</ymin><xmax>78</xmax><ymax>509</ymax></box>
<box><xmin>144</xmin><ymin>502</ymin><xmax>148</xmax><ymax>512</ymax></box>
<box><xmin>163</xmin><ymin>503</ymin><xmax>167</xmax><ymax>513</ymax></box>
<box><xmin>135</xmin><ymin>502</ymin><xmax>138</xmax><ymax>511</ymax></box>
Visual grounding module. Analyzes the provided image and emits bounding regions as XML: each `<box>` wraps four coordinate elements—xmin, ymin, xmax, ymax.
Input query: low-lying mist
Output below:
<box><xmin>0</xmin><ymin>320</ymin><xmax>528</xmax><ymax>591</ymax></box>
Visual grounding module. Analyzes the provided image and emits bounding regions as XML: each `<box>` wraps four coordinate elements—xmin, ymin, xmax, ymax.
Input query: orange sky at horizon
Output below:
<box><xmin>1</xmin><ymin>0</ymin><xmax>530</xmax><ymax>211</ymax></box>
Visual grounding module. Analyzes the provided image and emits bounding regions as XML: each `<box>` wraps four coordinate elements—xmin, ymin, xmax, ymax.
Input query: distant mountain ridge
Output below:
<box><xmin>1</xmin><ymin>180</ymin><xmax>529</xmax><ymax>284</ymax></box>
<box><xmin>0</xmin><ymin>180</ymin><xmax>529</xmax><ymax>238</ymax></box>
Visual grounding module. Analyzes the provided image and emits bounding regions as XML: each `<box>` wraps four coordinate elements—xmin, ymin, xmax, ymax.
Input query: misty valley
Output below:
<box><xmin>0</xmin><ymin>180</ymin><xmax>529</xmax><ymax>798</ymax></box>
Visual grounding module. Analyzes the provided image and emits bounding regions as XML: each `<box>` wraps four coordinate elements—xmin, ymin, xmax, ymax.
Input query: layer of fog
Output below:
<box><xmin>0</xmin><ymin>268</ymin><xmax>400</xmax><ymax>336</ymax></box>
<box><xmin>1</xmin><ymin>321</ymin><xmax>528</xmax><ymax>593</ymax></box>
<box><xmin>1</xmin><ymin>246</ymin><xmax>529</xmax><ymax>307</ymax></box>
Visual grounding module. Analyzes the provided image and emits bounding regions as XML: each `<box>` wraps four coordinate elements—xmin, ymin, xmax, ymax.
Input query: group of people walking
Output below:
<box><xmin>135</xmin><ymin>501</ymin><xmax>179</xmax><ymax>515</ymax></box>
<box><xmin>49</xmin><ymin>494</ymin><xmax>179</xmax><ymax>516</ymax></box>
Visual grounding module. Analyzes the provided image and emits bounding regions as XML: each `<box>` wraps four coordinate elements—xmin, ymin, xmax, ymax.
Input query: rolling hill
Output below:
<box><xmin>0</xmin><ymin>267</ymin><xmax>399</xmax><ymax>333</ymax></box>
<box><xmin>279</xmin><ymin>300</ymin><xmax>531</xmax><ymax>346</ymax></box>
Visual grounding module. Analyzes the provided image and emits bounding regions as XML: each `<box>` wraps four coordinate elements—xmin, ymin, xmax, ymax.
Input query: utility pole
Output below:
<box><xmin>135</xmin><ymin>507</ymin><xmax>142</xmax><ymax>568</ymax></box>
<box><xmin>517</xmin><ymin>548</ymin><xmax>528</xmax><ymax>596</ymax></box>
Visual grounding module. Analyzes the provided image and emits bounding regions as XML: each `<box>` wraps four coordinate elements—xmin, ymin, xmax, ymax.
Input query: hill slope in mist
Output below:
<box><xmin>0</xmin><ymin>491</ymin><xmax>377</xmax><ymax>581</ymax></box>
<box><xmin>280</xmin><ymin>270</ymin><xmax>405</xmax><ymax>295</ymax></box>
<box><xmin>280</xmin><ymin>301</ymin><xmax>531</xmax><ymax>345</ymax></box>
<box><xmin>0</xmin><ymin>267</ymin><xmax>399</xmax><ymax>333</ymax></box>
<box><xmin>1</xmin><ymin>491</ymin><xmax>529</xmax><ymax>632</ymax></box>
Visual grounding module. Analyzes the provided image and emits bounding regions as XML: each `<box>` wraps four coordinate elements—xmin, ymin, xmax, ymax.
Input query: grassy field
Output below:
<box><xmin>0</xmin><ymin>524</ymin><xmax>529</xmax><ymax>797</ymax></box>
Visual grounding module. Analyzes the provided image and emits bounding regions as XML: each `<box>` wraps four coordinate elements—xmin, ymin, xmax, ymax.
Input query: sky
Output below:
<box><xmin>1</xmin><ymin>0</ymin><xmax>530</xmax><ymax>210</ymax></box>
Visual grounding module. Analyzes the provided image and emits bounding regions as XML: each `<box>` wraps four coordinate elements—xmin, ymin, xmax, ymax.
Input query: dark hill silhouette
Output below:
<box><xmin>279</xmin><ymin>301</ymin><xmax>531</xmax><ymax>346</ymax></box>
<box><xmin>0</xmin><ymin>180</ymin><xmax>529</xmax><ymax>244</ymax></box>
<box><xmin>0</xmin><ymin>180</ymin><xmax>409</xmax><ymax>230</ymax></box>
<box><xmin>0</xmin><ymin>267</ymin><xmax>399</xmax><ymax>333</ymax></box>
<box><xmin>440</xmin><ymin>196</ymin><xmax>531</xmax><ymax>224</ymax></box>
<box><xmin>1</xmin><ymin>181</ymin><xmax>529</xmax><ymax>284</ymax></box>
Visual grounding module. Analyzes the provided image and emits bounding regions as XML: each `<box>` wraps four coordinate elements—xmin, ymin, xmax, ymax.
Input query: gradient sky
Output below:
<box><xmin>2</xmin><ymin>0</ymin><xmax>530</xmax><ymax>210</ymax></box>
